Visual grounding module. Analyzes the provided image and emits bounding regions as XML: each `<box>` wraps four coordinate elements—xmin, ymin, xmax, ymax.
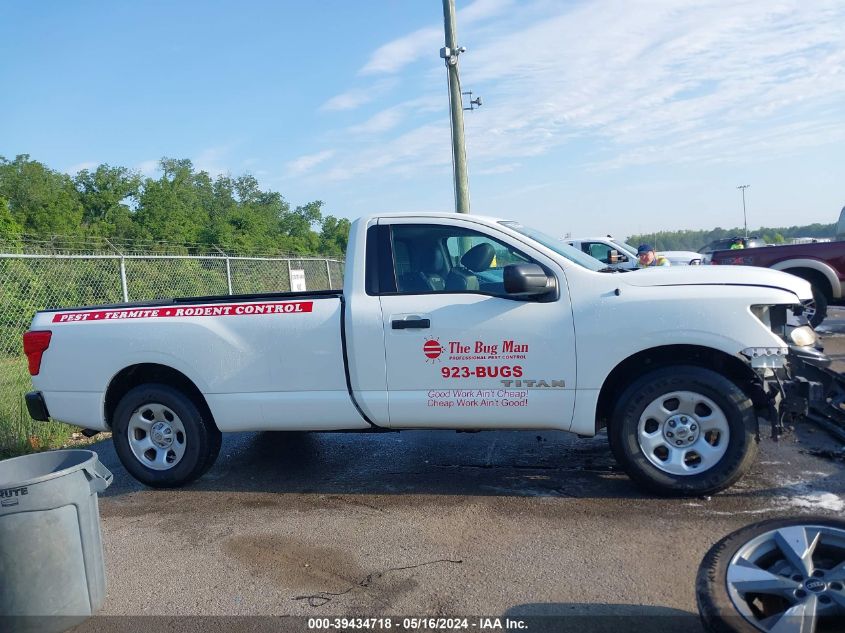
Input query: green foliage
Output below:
<box><xmin>319</xmin><ymin>215</ymin><xmax>351</xmax><ymax>255</ymax></box>
<box><xmin>0</xmin><ymin>154</ymin><xmax>351</xmax><ymax>256</ymax></box>
<box><xmin>74</xmin><ymin>164</ymin><xmax>142</xmax><ymax>240</ymax></box>
<box><xmin>0</xmin><ymin>357</ymin><xmax>79</xmax><ymax>459</ymax></box>
<box><xmin>0</xmin><ymin>154</ymin><xmax>356</xmax><ymax>457</ymax></box>
<box><xmin>0</xmin><ymin>195</ymin><xmax>22</xmax><ymax>237</ymax></box>
<box><xmin>628</xmin><ymin>223</ymin><xmax>838</xmax><ymax>251</ymax></box>
<box><xmin>0</xmin><ymin>155</ymin><xmax>84</xmax><ymax>235</ymax></box>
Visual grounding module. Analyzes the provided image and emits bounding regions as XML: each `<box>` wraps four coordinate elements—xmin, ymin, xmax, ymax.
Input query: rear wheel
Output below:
<box><xmin>803</xmin><ymin>284</ymin><xmax>828</xmax><ymax>328</ymax></box>
<box><xmin>608</xmin><ymin>366</ymin><xmax>757</xmax><ymax>497</ymax></box>
<box><xmin>112</xmin><ymin>383</ymin><xmax>221</xmax><ymax>488</ymax></box>
<box><xmin>696</xmin><ymin>516</ymin><xmax>845</xmax><ymax>632</ymax></box>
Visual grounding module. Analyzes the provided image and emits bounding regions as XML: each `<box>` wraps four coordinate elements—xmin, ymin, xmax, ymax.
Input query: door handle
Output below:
<box><xmin>392</xmin><ymin>318</ymin><xmax>430</xmax><ymax>330</ymax></box>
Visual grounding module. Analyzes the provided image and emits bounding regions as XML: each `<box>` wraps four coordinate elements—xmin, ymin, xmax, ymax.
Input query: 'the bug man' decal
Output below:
<box><xmin>425</xmin><ymin>337</ymin><xmax>534</xmax><ymax>408</ymax></box>
<box><xmin>51</xmin><ymin>301</ymin><xmax>314</xmax><ymax>323</ymax></box>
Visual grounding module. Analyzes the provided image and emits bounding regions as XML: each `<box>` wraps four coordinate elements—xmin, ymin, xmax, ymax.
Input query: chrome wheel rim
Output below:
<box><xmin>727</xmin><ymin>525</ymin><xmax>845</xmax><ymax>631</ymax></box>
<box><xmin>637</xmin><ymin>390</ymin><xmax>729</xmax><ymax>475</ymax></box>
<box><xmin>127</xmin><ymin>403</ymin><xmax>187</xmax><ymax>471</ymax></box>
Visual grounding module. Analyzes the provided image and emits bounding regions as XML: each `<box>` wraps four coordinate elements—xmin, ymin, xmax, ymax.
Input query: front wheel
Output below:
<box><xmin>696</xmin><ymin>516</ymin><xmax>845</xmax><ymax>632</ymax></box>
<box><xmin>608</xmin><ymin>366</ymin><xmax>757</xmax><ymax>497</ymax></box>
<box><xmin>112</xmin><ymin>383</ymin><xmax>221</xmax><ymax>488</ymax></box>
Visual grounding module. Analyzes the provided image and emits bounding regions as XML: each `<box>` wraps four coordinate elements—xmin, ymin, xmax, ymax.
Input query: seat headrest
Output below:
<box><xmin>420</xmin><ymin>248</ymin><xmax>446</xmax><ymax>273</ymax></box>
<box><xmin>461</xmin><ymin>243</ymin><xmax>495</xmax><ymax>272</ymax></box>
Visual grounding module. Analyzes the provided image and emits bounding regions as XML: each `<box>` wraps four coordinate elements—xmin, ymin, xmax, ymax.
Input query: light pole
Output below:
<box><xmin>441</xmin><ymin>0</ymin><xmax>470</xmax><ymax>214</ymax></box>
<box><xmin>737</xmin><ymin>184</ymin><xmax>750</xmax><ymax>238</ymax></box>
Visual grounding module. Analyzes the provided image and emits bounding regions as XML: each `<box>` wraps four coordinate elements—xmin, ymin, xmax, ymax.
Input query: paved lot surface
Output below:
<box><xmin>78</xmin><ymin>309</ymin><xmax>845</xmax><ymax>628</ymax></box>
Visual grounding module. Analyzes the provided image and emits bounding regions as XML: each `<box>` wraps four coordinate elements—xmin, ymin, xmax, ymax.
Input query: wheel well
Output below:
<box><xmin>783</xmin><ymin>267</ymin><xmax>832</xmax><ymax>301</ymax></box>
<box><xmin>595</xmin><ymin>345</ymin><xmax>758</xmax><ymax>433</ymax></box>
<box><xmin>104</xmin><ymin>364</ymin><xmax>216</xmax><ymax>430</ymax></box>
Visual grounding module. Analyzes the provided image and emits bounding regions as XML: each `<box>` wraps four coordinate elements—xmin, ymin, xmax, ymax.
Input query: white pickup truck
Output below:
<box><xmin>24</xmin><ymin>213</ymin><xmax>829</xmax><ymax>496</ymax></box>
<box><xmin>566</xmin><ymin>236</ymin><xmax>703</xmax><ymax>268</ymax></box>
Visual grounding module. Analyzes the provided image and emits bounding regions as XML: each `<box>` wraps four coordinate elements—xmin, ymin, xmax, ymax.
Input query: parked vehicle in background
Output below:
<box><xmin>24</xmin><ymin>212</ymin><xmax>822</xmax><ymax>496</ymax></box>
<box><xmin>698</xmin><ymin>237</ymin><xmax>767</xmax><ymax>263</ymax></box>
<box><xmin>710</xmin><ymin>240</ymin><xmax>845</xmax><ymax>327</ymax></box>
<box><xmin>566</xmin><ymin>236</ymin><xmax>702</xmax><ymax>268</ymax></box>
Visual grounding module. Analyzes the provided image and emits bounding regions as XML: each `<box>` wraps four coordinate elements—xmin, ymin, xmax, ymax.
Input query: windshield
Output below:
<box><xmin>499</xmin><ymin>221</ymin><xmax>605</xmax><ymax>271</ymax></box>
<box><xmin>612</xmin><ymin>240</ymin><xmax>638</xmax><ymax>257</ymax></box>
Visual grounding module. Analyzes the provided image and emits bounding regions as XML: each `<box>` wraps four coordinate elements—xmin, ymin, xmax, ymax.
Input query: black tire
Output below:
<box><xmin>112</xmin><ymin>383</ymin><xmax>222</xmax><ymax>488</ymax></box>
<box><xmin>696</xmin><ymin>516</ymin><xmax>845</xmax><ymax>633</ymax></box>
<box><xmin>608</xmin><ymin>365</ymin><xmax>757</xmax><ymax>497</ymax></box>
<box><xmin>806</xmin><ymin>284</ymin><xmax>828</xmax><ymax>328</ymax></box>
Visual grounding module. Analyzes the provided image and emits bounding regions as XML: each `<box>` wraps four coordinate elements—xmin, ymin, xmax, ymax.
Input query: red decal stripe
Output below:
<box><xmin>51</xmin><ymin>301</ymin><xmax>314</xmax><ymax>323</ymax></box>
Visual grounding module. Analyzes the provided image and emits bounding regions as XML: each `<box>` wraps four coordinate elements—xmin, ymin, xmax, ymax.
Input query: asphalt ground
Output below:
<box><xmin>67</xmin><ymin>309</ymin><xmax>845</xmax><ymax>631</ymax></box>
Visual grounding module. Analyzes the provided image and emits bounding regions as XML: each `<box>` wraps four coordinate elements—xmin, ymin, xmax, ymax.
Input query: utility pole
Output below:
<box><xmin>737</xmin><ymin>184</ymin><xmax>750</xmax><ymax>238</ymax></box>
<box><xmin>441</xmin><ymin>0</ymin><xmax>470</xmax><ymax>214</ymax></box>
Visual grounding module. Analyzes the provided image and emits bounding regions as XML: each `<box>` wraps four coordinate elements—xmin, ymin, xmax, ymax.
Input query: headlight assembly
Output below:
<box><xmin>788</xmin><ymin>325</ymin><xmax>817</xmax><ymax>347</ymax></box>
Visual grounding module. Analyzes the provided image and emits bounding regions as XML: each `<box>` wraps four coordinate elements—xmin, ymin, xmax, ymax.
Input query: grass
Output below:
<box><xmin>0</xmin><ymin>356</ymin><xmax>78</xmax><ymax>459</ymax></box>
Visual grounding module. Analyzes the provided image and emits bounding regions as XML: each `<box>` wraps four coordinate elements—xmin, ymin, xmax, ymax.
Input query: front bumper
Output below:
<box><xmin>25</xmin><ymin>391</ymin><xmax>50</xmax><ymax>422</ymax></box>
<box><xmin>756</xmin><ymin>344</ymin><xmax>835</xmax><ymax>438</ymax></box>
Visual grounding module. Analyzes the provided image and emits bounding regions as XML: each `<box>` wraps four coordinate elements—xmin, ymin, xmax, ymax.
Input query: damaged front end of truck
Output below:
<box><xmin>744</xmin><ymin>303</ymin><xmax>844</xmax><ymax>442</ymax></box>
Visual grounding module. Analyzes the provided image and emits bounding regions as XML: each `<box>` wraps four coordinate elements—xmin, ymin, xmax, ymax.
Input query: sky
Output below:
<box><xmin>1</xmin><ymin>0</ymin><xmax>844</xmax><ymax>238</ymax></box>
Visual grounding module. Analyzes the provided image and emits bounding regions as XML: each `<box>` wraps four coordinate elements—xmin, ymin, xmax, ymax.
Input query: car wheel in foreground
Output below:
<box><xmin>696</xmin><ymin>516</ymin><xmax>845</xmax><ymax>632</ymax></box>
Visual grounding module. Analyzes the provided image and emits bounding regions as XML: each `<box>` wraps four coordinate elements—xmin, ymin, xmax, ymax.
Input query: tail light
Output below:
<box><xmin>23</xmin><ymin>330</ymin><xmax>52</xmax><ymax>376</ymax></box>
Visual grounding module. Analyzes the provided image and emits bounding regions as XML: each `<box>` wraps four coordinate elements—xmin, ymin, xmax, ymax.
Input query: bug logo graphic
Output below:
<box><xmin>423</xmin><ymin>338</ymin><xmax>444</xmax><ymax>363</ymax></box>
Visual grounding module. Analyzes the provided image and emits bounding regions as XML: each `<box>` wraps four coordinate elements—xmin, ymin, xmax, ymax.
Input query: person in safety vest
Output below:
<box><xmin>730</xmin><ymin>237</ymin><xmax>745</xmax><ymax>249</ymax></box>
<box><xmin>636</xmin><ymin>244</ymin><xmax>670</xmax><ymax>268</ymax></box>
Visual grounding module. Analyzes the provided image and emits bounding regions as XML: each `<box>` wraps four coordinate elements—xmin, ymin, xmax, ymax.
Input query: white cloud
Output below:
<box><xmin>321</xmin><ymin>79</ymin><xmax>399</xmax><ymax>112</ymax></box>
<box><xmin>360</xmin><ymin>26</ymin><xmax>442</xmax><ymax>76</ymax></box>
<box><xmin>349</xmin><ymin>109</ymin><xmax>404</xmax><ymax>135</ymax></box>
<box><xmin>194</xmin><ymin>146</ymin><xmax>232</xmax><ymax>177</ymax></box>
<box><xmin>137</xmin><ymin>160</ymin><xmax>160</xmax><ymax>177</ymax></box>
<box><xmin>66</xmin><ymin>161</ymin><xmax>98</xmax><ymax>174</ymax></box>
<box><xmin>347</xmin><ymin>96</ymin><xmax>444</xmax><ymax>135</ymax></box>
<box><xmin>311</xmin><ymin>0</ymin><xmax>845</xmax><ymax>195</ymax></box>
<box><xmin>459</xmin><ymin>0</ymin><xmax>514</xmax><ymax>24</ymax></box>
<box><xmin>321</xmin><ymin>87</ymin><xmax>379</xmax><ymax>112</ymax></box>
<box><xmin>359</xmin><ymin>0</ymin><xmax>513</xmax><ymax>75</ymax></box>
<box><xmin>285</xmin><ymin>149</ymin><xmax>336</xmax><ymax>176</ymax></box>
<box><xmin>458</xmin><ymin>0</ymin><xmax>845</xmax><ymax>168</ymax></box>
<box><xmin>476</xmin><ymin>162</ymin><xmax>521</xmax><ymax>175</ymax></box>
<box><xmin>325</xmin><ymin>123</ymin><xmax>450</xmax><ymax>181</ymax></box>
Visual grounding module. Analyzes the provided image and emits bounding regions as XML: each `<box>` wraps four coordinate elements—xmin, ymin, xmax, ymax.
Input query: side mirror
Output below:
<box><xmin>617</xmin><ymin>253</ymin><xmax>630</xmax><ymax>263</ymax></box>
<box><xmin>608</xmin><ymin>249</ymin><xmax>620</xmax><ymax>265</ymax></box>
<box><xmin>504</xmin><ymin>263</ymin><xmax>553</xmax><ymax>297</ymax></box>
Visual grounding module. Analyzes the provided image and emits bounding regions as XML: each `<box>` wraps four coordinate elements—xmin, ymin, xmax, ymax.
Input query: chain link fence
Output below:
<box><xmin>0</xmin><ymin>250</ymin><xmax>345</xmax><ymax>357</ymax></box>
<box><xmin>0</xmin><ymin>237</ymin><xmax>348</xmax><ymax>454</ymax></box>
<box><xmin>0</xmin><ymin>237</ymin><xmax>343</xmax><ymax>459</ymax></box>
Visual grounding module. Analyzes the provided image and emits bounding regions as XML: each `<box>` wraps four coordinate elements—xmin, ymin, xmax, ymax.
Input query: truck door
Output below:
<box><xmin>376</xmin><ymin>218</ymin><xmax>577</xmax><ymax>429</ymax></box>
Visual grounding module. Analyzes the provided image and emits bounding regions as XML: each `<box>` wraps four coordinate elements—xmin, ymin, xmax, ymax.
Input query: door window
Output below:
<box><xmin>389</xmin><ymin>224</ymin><xmax>533</xmax><ymax>296</ymax></box>
<box><xmin>583</xmin><ymin>242</ymin><xmax>613</xmax><ymax>264</ymax></box>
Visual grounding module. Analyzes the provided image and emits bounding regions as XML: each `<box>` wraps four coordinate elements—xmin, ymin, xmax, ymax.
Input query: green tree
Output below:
<box><xmin>134</xmin><ymin>159</ymin><xmax>208</xmax><ymax>247</ymax></box>
<box><xmin>280</xmin><ymin>200</ymin><xmax>323</xmax><ymax>253</ymax></box>
<box><xmin>319</xmin><ymin>215</ymin><xmax>351</xmax><ymax>255</ymax></box>
<box><xmin>74</xmin><ymin>164</ymin><xmax>142</xmax><ymax>239</ymax></box>
<box><xmin>0</xmin><ymin>155</ymin><xmax>84</xmax><ymax>236</ymax></box>
<box><xmin>0</xmin><ymin>196</ymin><xmax>23</xmax><ymax>237</ymax></box>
